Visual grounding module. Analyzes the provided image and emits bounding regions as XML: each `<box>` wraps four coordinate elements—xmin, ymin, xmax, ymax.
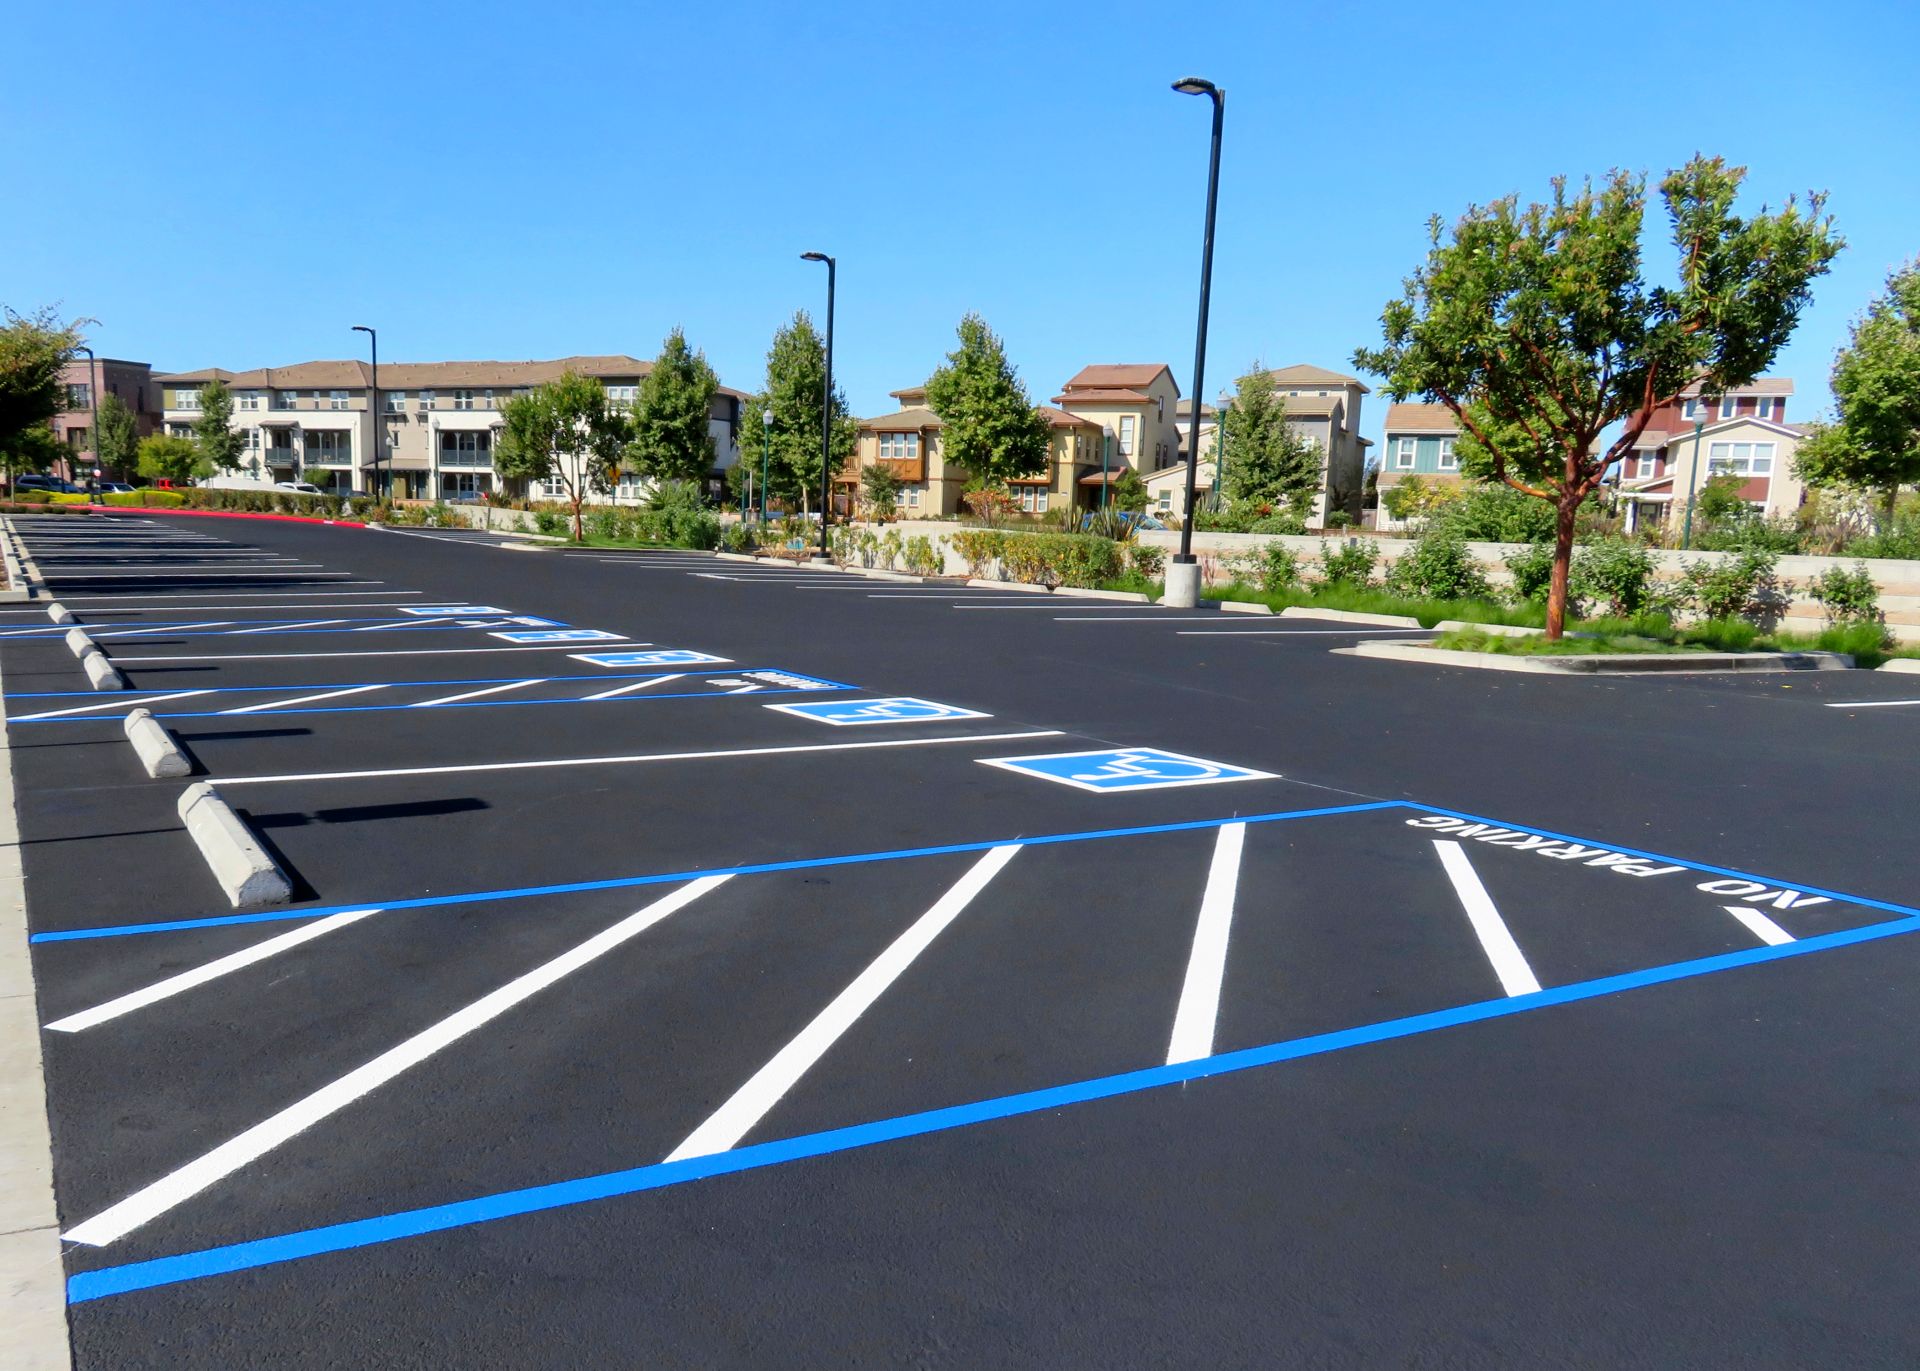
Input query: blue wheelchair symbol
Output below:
<box><xmin>979</xmin><ymin>747</ymin><xmax>1276</xmax><ymax>793</ymax></box>
<box><xmin>767</xmin><ymin>697</ymin><xmax>989</xmax><ymax>727</ymax></box>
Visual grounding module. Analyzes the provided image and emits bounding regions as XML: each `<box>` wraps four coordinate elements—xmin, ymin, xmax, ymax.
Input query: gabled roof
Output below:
<box><xmin>1382</xmin><ymin>401</ymin><xmax>1459</xmax><ymax>434</ymax></box>
<box><xmin>1268</xmin><ymin>363</ymin><xmax>1370</xmax><ymax>394</ymax></box>
<box><xmin>1058</xmin><ymin>363</ymin><xmax>1177</xmax><ymax>395</ymax></box>
<box><xmin>1678</xmin><ymin>375</ymin><xmax>1794</xmax><ymax>398</ymax></box>
<box><xmin>859</xmin><ymin>406</ymin><xmax>941</xmax><ymax>432</ymax></box>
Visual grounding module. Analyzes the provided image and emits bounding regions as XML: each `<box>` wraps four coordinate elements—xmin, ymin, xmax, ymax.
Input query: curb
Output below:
<box><xmin>123</xmin><ymin>708</ymin><xmax>193</xmax><ymax>779</ymax></box>
<box><xmin>44</xmin><ymin>602</ymin><xmax>72</xmax><ymax>625</ymax></box>
<box><xmin>1281</xmin><ymin>606</ymin><xmax>1423</xmax><ymax>628</ymax></box>
<box><xmin>966</xmin><ymin>579</ymin><xmax>1050</xmax><ymax>593</ymax></box>
<box><xmin>1218</xmin><ymin>600</ymin><xmax>1274</xmax><ymax>615</ymax></box>
<box><xmin>1339</xmin><ymin>639</ymin><xmax>1856</xmax><ymax>674</ymax></box>
<box><xmin>81</xmin><ymin>651</ymin><xmax>125</xmax><ymax>691</ymax></box>
<box><xmin>177</xmin><ymin>782</ymin><xmax>293</xmax><ymax>907</ymax></box>
<box><xmin>0</xmin><ymin>624</ymin><xmax>76</xmax><ymax>1370</ymax></box>
<box><xmin>1054</xmin><ymin>587</ymin><xmax>1153</xmax><ymax>603</ymax></box>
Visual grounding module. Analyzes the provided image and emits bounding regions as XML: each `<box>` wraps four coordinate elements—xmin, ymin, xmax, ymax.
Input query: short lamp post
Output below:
<box><xmin>351</xmin><ymin>325</ymin><xmax>381</xmax><ymax>499</ymax></box>
<box><xmin>760</xmin><ymin>406</ymin><xmax>773</xmax><ymax>525</ymax></box>
<box><xmin>1166</xmin><ymin>76</ymin><xmax>1225</xmax><ymax>608</ymax></box>
<box><xmin>800</xmin><ymin>251</ymin><xmax>836</xmax><ymax>558</ymax></box>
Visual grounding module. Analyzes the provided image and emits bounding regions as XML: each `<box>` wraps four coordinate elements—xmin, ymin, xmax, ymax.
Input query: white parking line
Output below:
<box><xmin>409</xmin><ymin>679</ymin><xmax>541</xmax><ymax>708</ymax></box>
<box><xmin>1166</xmin><ymin>822</ymin><xmax>1247</xmax><ymax>1064</ymax></box>
<box><xmin>213</xmin><ymin>730</ymin><xmax>1067</xmax><ymax>785</ymax></box>
<box><xmin>44</xmin><ymin>910</ymin><xmax>383</xmax><ymax>1033</ymax></box>
<box><xmin>7</xmin><ymin>689</ymin><xmax>212</xmax><ymax>722</ymax></box>
<box><xmin>580</xmin><ymin>674</ymin><xmax>685</xmax><ymax>701</ymax></box>
<box><xmin>1433</xmin><ymin>840</ymin><xmax>1541</xmax><ymax>997</ymax></box>
<box><xmin>61</xmin><ymin>877</ymin><xmax>731</xmax><ymax>1247</ymax></box>
<box><xmin>221</xmin><ymin>684</ymin><xmax>386</xmax><ymax>714</ymax></box>
<box><xmin>666</xmin><ymin>846</ymin><xmax>1020</xmax><ymax>1161</ymax></box>
<box><xmin>1723</xmin><ymin>904</ymin><xmax>1796</xmax><ymax>946</ymax></box>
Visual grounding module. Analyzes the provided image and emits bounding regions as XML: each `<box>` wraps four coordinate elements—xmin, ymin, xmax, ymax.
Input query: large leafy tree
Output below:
<box><xmin>924</xmin><ymin>313</ymin><xmax>1049</xmax><ymax>489</ymax></box>
<box><xmin>628</xmin><ymin>327</ymin><xmax>719</xmax><ymax>487</ymax></box>
<box><xmin>136</xmin><ymin>433</ymin><xmax>212</xmax><ymax>484</ymax></box>
<box><xmin>1219</xmin><ymin>364</ymin><xmax>1323</xmax><ymax>514</ymax></box>
<box><xmin>0</xmin><ymin>307</ymin><xmax>87</xmax><ymax>469</ymax></box>
<box><xmin>195</xmin><ymin>379</ymin><xmax>246</xmax><ymax>475</ymax></box>
<box><xmin>495</xmin><ymin>369</ymin><xmax>625</xmax><ymax>540</ymax></box>
<box><xmin>741</xmin><ymin>312</ymin><xmax>855</xmax><ymax>518</ymax></box>
<box><xmin>95</xmin><ymin>393</ymin><xmax>139</xmax><ymax>477</ymax></box>
<box><xmin>1356</xmin><ymin>157</ymin><xmax>1841</xmax><ymax>637</ymax></box>
<box><xmin>1794</xmin><ymin>261</ymin><xmax>1920</xmax><ymax>524</ymax></box>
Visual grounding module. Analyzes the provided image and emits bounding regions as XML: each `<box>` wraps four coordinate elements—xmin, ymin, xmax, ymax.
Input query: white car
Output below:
<box><xmin>274</xmin><ymin>481</ymin><xmax>324</xmax><ymax>495</ymax></box>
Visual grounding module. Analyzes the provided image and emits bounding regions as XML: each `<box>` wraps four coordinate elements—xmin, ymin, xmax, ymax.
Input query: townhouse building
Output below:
<box><xmin>155</xmin><ymin>355</ymin><xmax>744</xmax><ymax>501</ymax></box>
<box><xmin>1615</xmin><ymin>378</ymin><xmax>1803</xmax><ymax>532</ymax></box>
<box><xmin>49</xmin><ymin>357</ymin><xmax>161</xmax><ymax>480</ymax></box>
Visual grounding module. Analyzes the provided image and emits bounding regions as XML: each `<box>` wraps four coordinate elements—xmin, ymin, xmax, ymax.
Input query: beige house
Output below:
<box><xmin>157</xmin><ymin>355</ymin><xmax>745</xmax><ymax>501</ymax></box>
<box><xmin>845</xmin><ymin>386</ymin><xmax>1106</xmax><ymax>518</ymax></box>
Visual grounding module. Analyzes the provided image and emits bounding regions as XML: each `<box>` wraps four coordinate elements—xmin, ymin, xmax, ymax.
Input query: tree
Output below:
<box><xmin>195</xmin><ymin>379</ymin><xmax>246</xmax><ymax>475</ymax></box>
<box><xmin>135</xmin><ymin>433</ymin><xmax>211</xmax><ymax>484</ymax></box>
<box><xmin>494</xmin><ymin>370</ymin><xmax>625</xmax><ymax>540</ymax></box>
<box><xmin>1794</xmin><ymin>261</ymin><xmax>1920</xmax><ymax>524</ymax></box>
<box><xmin>741</xmin><ymin>312</ymin><xmax>856</xmax><ymax>519</ymax></box>
<box><xmin>924</xmin><ymin>314</ymin><xmax>1050</xmax><ymax>489</ymax></box>
<box><xmin>628</xmin><ymin>327</ymin><xmax>719</xmax><ymax>487</ymax></box>
<box><xmin>1355</xmin><ymin>157</ymin><xmax>1840</xmax><ymax>637</ymax></box>
<box><xmin>95</xmin><ymin>394</ymin><xmax>139</xmax><ymax>477</ymax></box>
<box><xmin>860</xmin><ymin>463</ymin><xmax>901</xmax><ymax>520</ymax></box>
<box><xmin>1218</xmin><ymin>364</ymin><xmax>1323</xmax><ymax>514</ymax></box>
<box><xmin>0</xmin><ymin>307</ymin><xmax>87</xmax><ymax>455</ymax></box>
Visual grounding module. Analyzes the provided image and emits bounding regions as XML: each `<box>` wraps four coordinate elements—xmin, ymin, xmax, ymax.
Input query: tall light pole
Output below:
<box><xmin>1167</xmin><ymin>76</ymin><xmax>1224</xmax><ymax>608</ymax></box>
<box><xmin>760</xmin><ymin>406</ymin><xmax>773</xmax><ymax>525</ymax></box>
<box><xmin>74</xmin><ymin>345</ymin><xmax>100</xmax><ymax>492</ymax></box>
<box><xmin>800</xmin><ymin>251</ymin><xmax>835</xmax><ymax>559</ymax></box>
<box><xmin>351</xmin><ymin>325</ymin><xmax>380</xmax><ymax>500</ymax></box>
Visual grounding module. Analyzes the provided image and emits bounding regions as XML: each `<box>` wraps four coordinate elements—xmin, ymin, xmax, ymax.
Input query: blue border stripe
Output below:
<box><xmin>65</xmin><ymin>908</ymin><xmax>1920</xmax><ymax>1305</ymax></box>
<box><xmin>29</xmin><ymin>802</ymin><xmax>1403</xmax><ymax>943</ymax></box>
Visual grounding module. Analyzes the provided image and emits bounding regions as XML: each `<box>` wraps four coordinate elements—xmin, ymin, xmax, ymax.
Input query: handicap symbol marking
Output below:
<box><xmin>569</xmin><ymin>649</ymin><xmax>733</xmax><ymax>667</ymax></box>
<box><xmin>978</xmin><ymin>747</ymin><xmax>1278</xmax><ymax>793</ymax></box>
<box><xmin>402</xmin><ymin>605</ymin><xmax>510</xmax><ymax>616</ymax></box>
<box><xmin>766</xmin><ymin>697</ymin><xmax>991</xmax><ymax>727</ymax></box>
<box><xmin>490</xmin><ymin>629</ymin><xmax>628</xmax><ymax>643</ymax></box>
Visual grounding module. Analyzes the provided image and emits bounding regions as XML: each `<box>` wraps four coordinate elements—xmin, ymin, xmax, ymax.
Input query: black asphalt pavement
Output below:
<box><xmin>8</xmin><ymin>510</ymin><xmax>1920</xmax><ymax>1368</ymax></box>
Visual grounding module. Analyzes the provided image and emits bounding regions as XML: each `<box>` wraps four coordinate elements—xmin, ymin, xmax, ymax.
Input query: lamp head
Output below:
<box><xmin>1172</xmin><ymin>77</ymin><xmax>1219</xmax><ymax>98</ymax></box>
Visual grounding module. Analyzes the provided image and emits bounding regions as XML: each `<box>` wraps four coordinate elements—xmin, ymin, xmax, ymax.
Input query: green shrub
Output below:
<box><xmin>1128</xmin><ymin>543</ymin><xmax>1166</xmax><ymax>579</ymax></box>
<box><xmin>1679</xmin><ymin>550</ymin><xmax>1788</xmax><ymax>624</ymax></box>
<box><xmin>1228</xmin><ymin>542</ymin><xmax>1301</xmax><ymax>594</ymax></box>
<box><xmin>1384</xmin><ymin>528</ymin><xmax>1492</xmax><ymax>601</ymax></box>
<box><xmin>1572</xmin><ymin>537</ymin><xmax>1657</xmax><ymax>618</ymax></box>
<box><xmin>1806</xmin><ymin>563</ymin><xmax>1887</xmax><ymax>635</ymax></box>
<box><xmin>1318</xmin><ymin>538</ymin><xmax>1379</xmax><ymax>588</ymax></box>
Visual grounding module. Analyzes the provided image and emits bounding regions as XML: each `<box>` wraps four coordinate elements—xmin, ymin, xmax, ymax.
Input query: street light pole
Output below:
<box><xmin>800</xmin><ymin>252</ymin><xmax>836</xmax><ymax>559</ymax></box>
<box><xmin>1681</xmin><ymin>415</ymin><xmax>1706</xmax><ymax>549</ymax></box>
<box><xmin>1168</xmin><ymin>76</ymin><xmax>1224</xmax><ymax>607</ymax></box>
<box><xmin>351</xmin><ymin>325</ymin><xmax>380</xmax><ymax>500</ymax></box>
<box><xmin>761</xmin><ymin>406</ymin><xmax>773</xmax><ymax>526</ymax></box>
<box><xmin>74</xmin><ymin>345</ymin><xmax>100</xmax><ymax>493</ymax></box>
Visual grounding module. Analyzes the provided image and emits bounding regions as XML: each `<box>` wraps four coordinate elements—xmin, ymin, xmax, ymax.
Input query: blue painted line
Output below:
<box><xmin>65</xmin><ymin>907</ymin><xmax>1920</xmax><ymax>1305</ymax></box>
<box><xmin>29</xmin><ymin>802</ymin><xmax>1403</xmax><ymax>943</ymax></box>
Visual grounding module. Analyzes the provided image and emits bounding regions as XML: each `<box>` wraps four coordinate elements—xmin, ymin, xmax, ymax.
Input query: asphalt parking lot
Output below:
<box><xmin>9</xmin><ymin>510</ymin><xmax>1920</xmax><ymax>1368</ymax></box>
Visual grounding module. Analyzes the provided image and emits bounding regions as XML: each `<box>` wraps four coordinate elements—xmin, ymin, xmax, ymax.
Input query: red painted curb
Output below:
<box><xmin>88</xmin><ymin>506</ymin><xmax>374</xmax><ymax>529</ymax></box>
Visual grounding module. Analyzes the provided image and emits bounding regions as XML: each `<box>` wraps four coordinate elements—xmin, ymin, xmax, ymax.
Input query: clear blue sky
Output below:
<box><xmin>7</xmin><ymin>0</ymin><xmax>1917</xmax><ymax>449</ymax></box>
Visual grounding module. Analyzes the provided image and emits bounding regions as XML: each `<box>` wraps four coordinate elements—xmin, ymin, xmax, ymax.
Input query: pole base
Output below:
<box><xmin>1162</xmin><ymin>559</ymin><xmax>1202</xmax><ymax>609</ymax></box>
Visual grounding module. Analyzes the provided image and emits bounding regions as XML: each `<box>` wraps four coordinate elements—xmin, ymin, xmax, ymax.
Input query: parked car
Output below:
<box><xmin>273</xmin><ymin>481</ymin><xmax>324</xmax><ymax>495</ymax></box>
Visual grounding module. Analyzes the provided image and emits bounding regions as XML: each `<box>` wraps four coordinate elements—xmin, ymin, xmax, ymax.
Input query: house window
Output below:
<box><xmin>878</xmin><ymin>432</ymin><xmax>919</xmax><ymax>460</ymax></box>
<box><xmin>237</xmin><ymin>390</ymin><xmax>261</xmax><ymax>411</ymax></box>
<box><xmin>65</xmin><ymin>383</ymin><xmax>91</xmax><ymax>410</ymax></box>
<box><xmin>1437</xmin><ymin>437</ymin><xmax>1457</xmax><ymax>471</ymax></box>
<box><xmin>329</xmin><ymin>390</ymin><xmax>350</xmax><ymax>410</ymax></box>
<box><xmin>1707</xmin><ymin>441</ymin><xmax>1776</xmax><ymax>476</ymax></box>
<box><xmin>1393</xmin><ymin>437</ymin><xmax>1415</xmax><ymax>470</ymax></box>
<box><xmin>1719</xmin><ymin>396</ymin><xmax>1737</xmax><ymax>419</ymax></box>
<box><xmin>1118</xmin><ymin>416</ymin><xmax>1136</xmax><ymax>458</ymax></box>
<box><xmin>453</xmin><ymin>389</ymin><xmax>475</xmax><ymax>411</ymax></box>
<box><xmin>386</xmin><ymin>391</ymin><xmax>407</xmax><ymax>412</ymax></box>
<box><xmin>1756</xmin><ymin>395</ymin><xmax>1777</xmax><ymax>420</ymax></box>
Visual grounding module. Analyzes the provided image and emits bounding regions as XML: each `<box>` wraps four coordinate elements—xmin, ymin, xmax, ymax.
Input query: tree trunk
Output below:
<box><xmin>1545</xmin><ymin>493</ymin><xmax>1580</xmax><ymax>640</ymax></box>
